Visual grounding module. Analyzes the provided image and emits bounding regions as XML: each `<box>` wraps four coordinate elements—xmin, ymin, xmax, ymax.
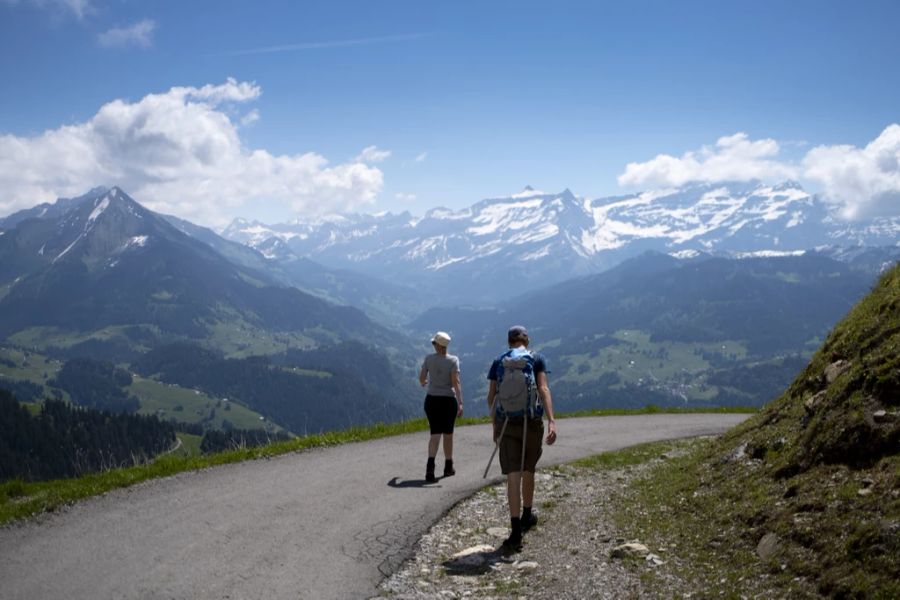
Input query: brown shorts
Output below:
<box><xmin>495</xmin><ymin>418</ymin><xmax>544</xmax><ymax>474</ymax></box>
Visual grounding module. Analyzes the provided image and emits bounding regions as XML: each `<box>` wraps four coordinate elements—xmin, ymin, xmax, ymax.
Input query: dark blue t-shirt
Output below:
<box><xmin>487</xmin><ymin>349</ymin><xmax>548</xmax><ymax>381</ymax></box>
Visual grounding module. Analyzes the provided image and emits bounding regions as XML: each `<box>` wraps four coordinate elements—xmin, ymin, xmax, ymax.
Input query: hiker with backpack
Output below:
<box><xmin>419</xmin><ymin>331</ymin><xmax>463</xmax><ymax>483</ymax></box>
<box><xmin>486</xmin><ymin>325</ymin><xmax>557</xmax><ymax>551</ymax></box>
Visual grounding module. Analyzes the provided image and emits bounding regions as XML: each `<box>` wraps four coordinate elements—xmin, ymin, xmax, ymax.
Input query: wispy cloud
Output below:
<box><xmin>224</xmin><ymin>32</ymin><xmax>431</xmax><ymax>57</ymax></box>
<box><xmin>395</xmin><ymin>192</ymin><xmax>417</xmax><ymax>203</ymax></box>
<box><xmin>414</xmin><ymin>152</ymin><xmax>428</xmax><ymax>163</ymax></box>
<box><xmin>239</xmin><ymin>109</ymin><xmax>260</xmax><ymax>127</ymax></box>
<box><xmin>2</xmin><ymin>0</ymin><xmax>92</xmax><ymax>19</ymax></box>
<box><xmin>356</xmin><ymin>145</ymin><xmax>391</xmax><ymax>163</ymax></box>
<box><xmin>98</xmin><ymin>19</ymin><xmax>156</xmax><ymax>49</ymax></box>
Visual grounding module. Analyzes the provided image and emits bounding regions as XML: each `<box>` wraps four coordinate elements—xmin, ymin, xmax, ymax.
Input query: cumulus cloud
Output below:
<box><xmin>802</xmin><ymin>124</ymin><xmax>900</xmax><ymax>219</ymax></box>
<box><xmin>618</xmin><ymin>127</ymin><xmax>900</xmax><ymax>219</ymax></box>
<box><xmin>618</xmin><ymin>132</ymin><xmax>798</xmax><ymax>188</ymax></box>
<box><xmin>98</xmin><ymin>19</ymin><xmax>156</xmax><ymax>49</ymax></box>
<box><xmin>355</xmin><ymin>145</ymin><xmax>391</xmax><ymax>163</ymax></box>
<box><xmin>0</xmin><ymin>78</ymin><xmax>384</xmax><ymax>226</ymax></box>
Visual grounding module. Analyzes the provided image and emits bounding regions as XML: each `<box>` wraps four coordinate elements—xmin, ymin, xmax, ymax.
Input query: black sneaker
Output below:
<box><xmin>443</xmin><ymin>460</ymin><xmax>455</xmax><ymax>477</ymax></box>
<box><xmin>501</xmin><ymin>533</ymin><xmax>522</xmax><ymax>553</ymax></box>
<box><xmin>521</xmin><ymin>510</ymin><xmax>538</xmax><ymax>533</ymax></box>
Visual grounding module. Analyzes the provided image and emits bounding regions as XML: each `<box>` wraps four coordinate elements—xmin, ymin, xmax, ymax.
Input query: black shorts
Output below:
<box><xmin>424</xmin><ymin>394</ymin><xmax>458</xmax><ymax>434</ymax></box>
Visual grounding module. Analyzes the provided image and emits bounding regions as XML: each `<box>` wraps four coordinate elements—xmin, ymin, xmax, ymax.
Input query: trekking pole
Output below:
<box><xmin>520</xmin><ymin>413</ymin><xmax>528</xmax><ymax>473</ymax></box>
<box><xmin>483</xmin><ymin>415</ymin><xmax>508</xmax><ymax>478</ymax></box>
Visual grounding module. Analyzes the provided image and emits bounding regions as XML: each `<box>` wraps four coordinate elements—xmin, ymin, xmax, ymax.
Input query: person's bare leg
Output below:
<box><xmin>522</xmin><ymin>471</ymin><xmax>535</xmax><ymax>508</ymax></box>
<box><xmin>442</xmin><ymin>433</ymin><xmax>453</xmax><ymax>459</ymax></box>
<box><xmin>507</xmin><ymin>472</ymin><xmax>522</xmax><ymax>517</ymax></box>
<box><xmin>428</xmin><ymin>434</ymin><xmax>440</xmax><ymax>458</ymax></box>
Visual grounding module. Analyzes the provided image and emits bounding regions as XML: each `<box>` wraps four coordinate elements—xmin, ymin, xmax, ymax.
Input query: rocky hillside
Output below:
<box><xmin>652</xmin><ymin>263</ymin><xmax>899</xmax><ymax>596</ymax></box>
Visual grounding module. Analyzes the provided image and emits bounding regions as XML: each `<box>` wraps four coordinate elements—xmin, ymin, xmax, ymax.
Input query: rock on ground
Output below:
<box><xmin>376</xmin><ymin>456</ymin><xmax>689</xmax><ymax>599</ymax></box>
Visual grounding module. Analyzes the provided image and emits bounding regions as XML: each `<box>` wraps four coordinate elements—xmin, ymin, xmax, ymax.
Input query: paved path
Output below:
<box><xmin>0</xmin><ymin>414</ymin><xmax>749</xmax><ymax>600</ymax></box>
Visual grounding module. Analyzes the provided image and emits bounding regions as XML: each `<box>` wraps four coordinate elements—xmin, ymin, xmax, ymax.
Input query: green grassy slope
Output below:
<box><xmin>618</xmin><ymin>263</ymin><xmax>899</xmax><ymax>597</ymax></box>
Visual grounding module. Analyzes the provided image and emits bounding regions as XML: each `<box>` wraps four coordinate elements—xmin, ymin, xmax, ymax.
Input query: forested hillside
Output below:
<box><xmin>133</xmin><ymin>341</ymin><xmax>418</xmax><ymax>433</ymax></box>
<box><xmin>0</xmin><ymin>390</ymin><xmax>175</xmax><ymax>482</ymax></box>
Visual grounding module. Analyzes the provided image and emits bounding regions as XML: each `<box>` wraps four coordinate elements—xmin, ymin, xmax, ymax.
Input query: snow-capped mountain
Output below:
<box><xmin>0</xmin><ymin>187</ymin><xmax>392</xmax><ymax>348</ymax></box>
<box><xmin>221</xmin><ymin>181</ymin><xmax>900</xmax><ymax>303</ymax></box>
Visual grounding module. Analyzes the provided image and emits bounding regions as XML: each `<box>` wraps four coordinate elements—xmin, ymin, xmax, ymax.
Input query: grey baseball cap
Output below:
<box><xmin>507</xmin><ymin>325</ymin><xmax>528</xmax><ymax>341</ymax></box>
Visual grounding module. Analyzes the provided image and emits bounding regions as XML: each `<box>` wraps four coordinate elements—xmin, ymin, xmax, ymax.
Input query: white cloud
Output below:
<box><xmin>414</xmin><ymin>152</ymin><xmax>428</xmax><ymax>163</ymax></box>
<box><xmin>98</xmin><ymin>19</ymin><xmax>156</xmax><ymax>49</ymax></box>
<box><xmin>2</xmin><ymin>0</ymin><xmax>90</xmax><ymax>19</ymax></box>
<box><xmin>355</xmin><ymin>145</ymin><xmax>391</xmax><ymax>163</ymax></box>
<box><xmin>618</xmin><ymin>132</ymin><xmax>798</xmax><ymax>188</ymax></box>
<box><xmin>802</xmin><ymin>124</ymin><xmax>900</xmax><ymax>219</ymax></box>
<box><xmin>239</xmin><ymin>109</ymin><xmax>260</xmax><ymax>127</ymax></box>
<box><xmin>395</xmin><ymin>192</ymin><xmax>417</xmax><ymax>203</ymax></box>
<box><xmin>617</xmin><ymin>127</ymin><xmax>900</xmax><ymax>219</ymax></box>
<box><xmin>0</xmin><ymin>78</ymin><xmax>384</xmax><ymax>226</ymax></box>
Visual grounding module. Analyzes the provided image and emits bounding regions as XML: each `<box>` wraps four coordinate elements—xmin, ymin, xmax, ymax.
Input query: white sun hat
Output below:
<box><xmin>430</xmin><ymin>331</ymin><xmax>451</xmax><ymax>347</ymax></box>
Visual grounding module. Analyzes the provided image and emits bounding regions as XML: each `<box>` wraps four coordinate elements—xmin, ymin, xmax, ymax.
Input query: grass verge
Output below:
<box><xmin>0</xmin><ymin>405</ymin><xmax>755</xmax><ymax>527</ymax></box>
<box><xmin>606</xmin><ymin>435</ymin><xmax>899</xmax><ymax>598</ymax></box>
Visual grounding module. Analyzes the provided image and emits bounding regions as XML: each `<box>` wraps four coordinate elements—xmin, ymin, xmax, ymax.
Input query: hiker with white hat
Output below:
<box><xmin>419</xmin><ymin>331</ymin><xmax>463</xmax><ymax>483</ymax></box>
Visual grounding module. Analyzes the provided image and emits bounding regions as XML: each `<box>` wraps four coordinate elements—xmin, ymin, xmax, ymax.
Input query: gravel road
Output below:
<box><xmin>0</xmin><ymin>413</ymin><xmax>749</xmax><ymax>600</ymax></box>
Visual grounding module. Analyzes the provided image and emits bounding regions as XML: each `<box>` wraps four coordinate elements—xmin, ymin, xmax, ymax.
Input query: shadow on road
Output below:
<box><xmin>387</xmin><ymin>477</ymin><xmax>441</xmax><ymax>488</ymax></box>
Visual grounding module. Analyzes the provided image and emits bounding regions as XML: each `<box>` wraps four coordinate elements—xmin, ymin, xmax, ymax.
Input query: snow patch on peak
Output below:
<box><xmin>734</xmin><ymin>250</ymin><xmax>806</xmax><ymax>259</ymax></box>
<box><xmin>670</xmin><ymin>249</ymin><xmax>702</xmax><ymax>259</ymax></box>
<box><xmin>520</xmin><ymin>244</ymin><xmax>552</xmax><ymax>261</ymax></box>
<box><xmin>53</xmin><ymin>234</ymin><xmax>83</xmax><ymax>263</ymax></box>
<box><xmin>88</xmin><ymin>197</ymin><xmax>110</xmax><ymax>225</ymax></box>
<box><xmin>426</xmin><ymin>207</ymin><xmax>471</xmax><ymax>220</ymax></box>
<box><xmin>127</xmin><ymin>235</ymin><xmax>149</xmax><ymax>248</ymax></box>
<box><xmin>511</xmin><ymin>186</ymin><xmax>546</xmax><ymax>199</ymax></box>
<box><xmin>468</xmin><ymin>198</ymin><xmax>543</xmax><ymax>235</ymax></box>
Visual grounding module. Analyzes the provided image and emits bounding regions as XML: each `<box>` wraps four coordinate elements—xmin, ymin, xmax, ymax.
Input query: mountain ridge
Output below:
<box><xmin>0</xmin><ymin>187</ymin><xmax>402</xmax><ymax>351</ymax></box>
<box><xmin>220</xmin><ymin>181</ymin><xmax>900</xmax><ymax>304</ymax></box>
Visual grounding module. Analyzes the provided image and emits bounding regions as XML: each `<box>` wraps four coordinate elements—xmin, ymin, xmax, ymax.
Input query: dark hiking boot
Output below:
<box><xmin>501</xmin><ymin>532</ymin><xmax>523</xmax><ymax>553</ymax></box>
<box><xmin>443</xmin><ymin>459</ymin><xmax>455</xmax><ymax>477</ymax></box>
<box><xmin>425</xmin><ymin>457</ymin><xmax>437</xmax><ymax>483</ymax></box>
<box><xmin>521</xmin><ymin>509</ymin><xmax>538</xmax><ymax>533</ymax></box>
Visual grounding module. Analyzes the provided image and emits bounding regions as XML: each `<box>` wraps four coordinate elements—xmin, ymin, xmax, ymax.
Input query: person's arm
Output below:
<box><xmin>536</xmin><ymin>371</ymin><xmax>557</xmax><ymax>445</ymax></box>
<box><xmin>419</xmin><ymin>364</ymin><xmax>428</xmax><ymax>388</ymax></box>
<box><xmin>451</xmin><ymin>370</ymin><xmax>463</xmax><ymax>417</ymax></box>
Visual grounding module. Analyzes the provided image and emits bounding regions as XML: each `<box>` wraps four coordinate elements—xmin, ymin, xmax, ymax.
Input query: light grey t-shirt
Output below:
<box><xmin>422</xmin><ymin>353</ymin><xmax>460</xmax><ymax>397</ymax></box>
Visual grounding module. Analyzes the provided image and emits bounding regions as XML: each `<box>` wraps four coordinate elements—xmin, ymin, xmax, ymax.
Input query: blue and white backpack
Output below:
<box><xmin>495</xmin><ymin>348</ymin><xmax>543</xmax><ymax>420</ymax></box>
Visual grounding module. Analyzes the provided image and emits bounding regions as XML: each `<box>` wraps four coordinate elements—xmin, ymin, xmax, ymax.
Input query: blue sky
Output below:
<box><xmin>2</xmin><ymin>0</ymin><xmax>899</xmax><ymax>226</ymax></box>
